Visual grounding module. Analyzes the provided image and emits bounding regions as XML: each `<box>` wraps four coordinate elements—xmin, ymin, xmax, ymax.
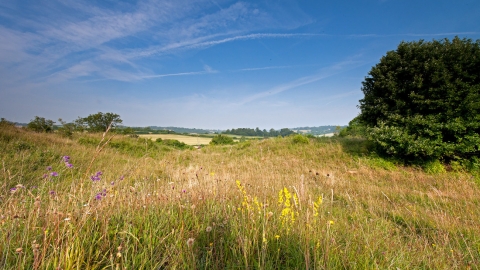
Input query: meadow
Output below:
<box><xmin>1</xmin><ymin>122</ymin><xmax>479</xmax><ymax>269</ymax></box>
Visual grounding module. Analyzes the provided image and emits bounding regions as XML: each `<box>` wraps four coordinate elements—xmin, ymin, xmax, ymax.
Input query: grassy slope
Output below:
<box><xmin>1</xmin><ymin>124</ymin><xmax>479</xmax><ymax>269</ymax></box>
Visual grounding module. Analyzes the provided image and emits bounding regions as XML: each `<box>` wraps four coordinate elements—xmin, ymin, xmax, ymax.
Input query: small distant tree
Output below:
<box><xmin>279</xmin><ymin>128</ymin><xmax>294</xmax><ymax>137</ymax></box>
<box><xmin>210</xmin><ymin>134</ymin><xmax>234</xmax><ymax>145</ymax></box>
<box><xmin>0</xmin><ymin>118</ymin><xmax>15</xmax><ymax>128</ymax></box>
<box><xmin>27</xmin><ymin>116</ymin><xmax>55</xmax><ymax>133</ymax></box>
<box><xmin>57</xmin><ymin>118</ymin><xmax>76</xmax><ymax>137</ymax></box>
<box><xmin>77</xmin><ymin>112</ymin><xmax>123</xmax><ymax>132</ymax></box>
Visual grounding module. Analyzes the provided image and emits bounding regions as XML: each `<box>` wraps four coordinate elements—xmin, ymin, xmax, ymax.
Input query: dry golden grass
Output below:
<box><xmin>139</xmin><ymin>134</ymin><xmax>212</xmax><ymax>145</ymax></box>
<box><xmin>2</xmin><ymin>125</ymin><xmax>479</xmax><ymax>269</ymax></box>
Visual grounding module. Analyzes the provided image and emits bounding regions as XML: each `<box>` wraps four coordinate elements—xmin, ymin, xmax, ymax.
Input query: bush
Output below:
<box><xmin>358</xmin><ymin>37</ymin><xmax>480</xmax><ymax>161</ymax></box>
<box><xmin>291</xmin><ymin>134</ymin><xmax>309</xmax><ymax>144</ymax></box>
<box><xmin>27</xmin><ymin>116</ymin><xmax>55</xmax><ymax>133</ymax></box>
<box><xmin>162</xmin><ymin>139</ymin><xmax>190</xmax><ymax>149</ymax></box>
<box><xmin>210</xmin><ymin>135</ymin><xmax>234</xmax><ymax>145</ymax></box>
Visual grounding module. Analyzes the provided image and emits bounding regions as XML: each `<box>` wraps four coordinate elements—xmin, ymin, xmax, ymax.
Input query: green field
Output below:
<box><xmin>2</xmin><ymin>123</ymin><xmax>479</xmax><ymax>269</ymax></box>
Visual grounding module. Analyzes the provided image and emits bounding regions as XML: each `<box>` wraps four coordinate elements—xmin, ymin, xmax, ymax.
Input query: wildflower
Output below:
<box><xmin>275</xmin><ymin>235</ymin><xmax>280</xmax><ymax>240</ymax></box>
<box><xmin>91</xmin><ymin>171</ymin><xmax>102</xmax><ymax>182</ymax></box>
<box><xmin>111</xmin><ymin>181</ymin><xmax>115</xmax><ymax>185</ymax></box>
<box><xmin>206</xmin><ymin>226</ymin><xmax>212</xmax><ymax>233</ymax></box>
<box><xmin>328</xmin><ymin>220</ymin><xmax>334</xmax><ymax>225</ymax></box>
<box><xmin>9</xmin><ymin>187</ymin><xmax>17</xmax><ymax>194</ymax></box>
<box><xmin>95</xmin><ymin>193</ymin><xmax>102</xmax><ymax>200</ymax></box>
<box><xmin>62</xmin><ymin>156</ymin><xmax>70</xmax><ymax>162</ymax></box>
<box><xmin>313</xmin><ymin>196</ymin><xmax>323</xmax><ymax>217</ymax></box>
<box><xmin>119</xmin><ymin>175</ymin><xmax>124</xmax><ymax>180</ymax></box>
<box><xmin>42</xmin><ymin>174</ymin><xmax>48</xmax><ymax>179</ymax></box>
<box><xmin>210</xmin><ymin>172</ymin><xmax>215</xmax><ymax>176</ymax></box>
<box><xmin>46</xmin><ymin>166</ymin><xmax>52</xmax><ymax>171</ymax></box>
<box><xmin>65</xmin><ymin>163</ymin><xmax>73</xmax><ymax>168</ymax></box>
<box><xmin>186</xmin><ymin>238</ymin><xmax>195</xmax><ymax>247</ymax></box>
<box><xmin>49</xmin><ymin>190</ymin><xmax>56</xmax><ymax>196</ymax></box>
<box><xmin>182</xmin><ymin>189</ymin><xmax>186</xmax><ymax>193</ymax></box>
<box><xmin>50</xmin><ymin>172</ymin><xmax>58</xmax><ymax>177</ymax></box>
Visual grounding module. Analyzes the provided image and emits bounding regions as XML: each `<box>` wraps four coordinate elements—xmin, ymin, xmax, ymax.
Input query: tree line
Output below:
<box><xmin>222</xmin><ymin>127</ymin><xmax>295</xmax><ymax>137</ymax></box>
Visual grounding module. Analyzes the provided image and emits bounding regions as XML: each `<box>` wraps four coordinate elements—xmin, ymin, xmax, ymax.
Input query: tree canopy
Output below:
<box><xmin>358</xmin><ymin>37</ymin><xmax>480</xmax><ymax>161</ymax></box>
<box><xmin>27</xmin><ymin>116</ymin><xmax>55</xmax><ymax>133</ymax></box>
<box><xmin>76</xmin><ymin>112</ymin><xmax>123</xmax><ymax>132</ymax></box>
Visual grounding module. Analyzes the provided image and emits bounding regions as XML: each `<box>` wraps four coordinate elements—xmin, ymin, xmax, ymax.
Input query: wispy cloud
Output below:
<box><xmin>0</xmin><ymin>0</ymin><xmax>315</xmax><ymax>86</ymax></box>
<box><xmin>236</xmin><ymin>58</ymin><xmax>365</xmax><ymax>105</ymax></box>
<box><xmin>141</xmin><ymin>65</ymin><xmax>217</xmax><ymax>79</ymax></box>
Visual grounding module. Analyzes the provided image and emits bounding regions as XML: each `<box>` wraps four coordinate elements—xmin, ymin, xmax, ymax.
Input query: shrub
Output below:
<box><xmin>27</xmin><ymin>116</ymin><xmax>55</xmax><ymax>133</ymax></box>
<box><xmin>162</xmin><ymin>139</ymin><xmax>190</xmax><ymax>149</ymax></box>
<box><xmin>291</xmin><ymin>134</ymin><xmax>309</xmax><ymax>144</ymax></box>
<box><xmin>210</xmin><ymin>134</ymin><xmax>234</xmax><ymax>145</ymax></box>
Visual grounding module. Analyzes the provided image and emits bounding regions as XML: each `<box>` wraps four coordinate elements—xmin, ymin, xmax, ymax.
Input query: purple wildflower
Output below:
<box><xmin>110</xmin><ymin>181</ymin><xmax>115</xmax><ymax>185</ymax></box>
<box><xmin>49</xmin><ymin>190</ymin><xmax>56</xmax><ymax>196</ymax></box>
<box><xmin>50</xmin><ymin>172</ymin><xmax>58</xmax><ymax>177</ymax></box>
<box><xmin>46</xmin><ymin>166</ymin><xmax>52</xmax><ymax>171</ymax></box>
<box><xmin>95</xmin><ymin>193</ymin><xmax>102</xmax><ymax>200</ymax></box>
<box><xmin>62</xmin><ymin>156</ymin><xmax>70</xmax><ymax>162</ymax></box>
<box><xmin>91</xmin><ymin>176</ymin><xmax>100</xmax><ymax>181</ymax></box>
<box><xmin>65</xmin><ymin>163</ymin><xmax>73</xmax><ymax>168</ymax></box>
<box><xmin>10</xmin><ymin>187</ymin><xmax>17</xmax><ymax>193</ymax></box>
<box><xmin>119</xmin><ymin>175</ymin><xmax>124</xmax><ymax>180</ymax></box>
<box><xmin>96</xmin><ymin>171</ymin><xmax>103</xmax><ymax>176</ymax></box>
<box><xmin>182</xmin><ymin>189</ymin><xmax>186</xmax><ymax>193</ymax></box>
<box><xmin>42</xmin><ymin>174</ymin><xmax>48</xmax><ymax>179</ymax></box>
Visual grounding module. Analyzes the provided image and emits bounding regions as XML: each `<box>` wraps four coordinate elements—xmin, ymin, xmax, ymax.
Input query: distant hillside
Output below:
<box><xmin>290</xmin><ymin>125</ymin><xmax>346</xmax><ymax>135</ymax></box>
<box><xmin>147</xmin><ymin>126</ymin><xmax>221</xmax><ymax>134</ymax></box>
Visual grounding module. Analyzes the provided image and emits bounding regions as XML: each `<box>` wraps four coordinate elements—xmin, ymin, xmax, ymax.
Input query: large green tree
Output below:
<box><xmin>358</xmin><ymin>37</ymin><xmax>480</xmax><ymax>161</ymax></box>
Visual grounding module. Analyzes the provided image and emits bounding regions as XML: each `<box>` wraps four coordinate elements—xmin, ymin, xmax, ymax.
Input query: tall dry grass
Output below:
<box><xmin>1</xmin><ymin>123</ymin><xmax>479</xmax><ymax>269</ymax></box>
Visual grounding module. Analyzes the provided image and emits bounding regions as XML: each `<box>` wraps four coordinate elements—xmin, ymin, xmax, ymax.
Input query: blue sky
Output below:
<box><xmin>1</xmin><ymin>0</ymin><xmax>479</xmax><ymax>129</ymax></box>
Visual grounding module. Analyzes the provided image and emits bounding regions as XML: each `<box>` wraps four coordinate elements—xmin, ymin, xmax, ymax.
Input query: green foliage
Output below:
<box><xmin>161</xmin><ymin>139</ymin><xmax>190</xmax><ymax>149</ymax></box>
<box><xmin>210</xmin><ymin>134</ymin><xmax>234</xmax><ymax>145</ymax></box>
<box><xmin>76</xmin><ymin>112</ymin><xmax>123</xmax><ymax>132</ymax></box>
<box><xmin>223</xmin><ymin>127</ymin><xmax>294</xmax><ymax>137</ymax></box>
<box><xmin>78</xmin><ymin>137</ymin><xmax>101</xmax><ymax>146</ymax></box>
<box><xmin>121</xmin><ymin>127</ymin><xmax>138</xmax><ymax>137</ymax></box>
<box><xmin>364</xmin><ymin>156</ymin><xmax>397</xmax><ymax>171</ymax></box>
<box><xmin>338</xmin><ymin>116</ymin><xmax>367</xmax><ymax>137</ymax></box>
<box><xmin>57</xmin><ymin>118</ymin><xmax>76</xmax><ymax>137</ymax></box>
<box><xmin>358</xmin><ymin>37</ymin><xmax>480</xmax><ymax>161</ymax></box>
<box><xmin>27</xmin><ymin>116</ymin><xmax>55</xmax><ymax>133</ymax></box>
<box><xmin>291</xmin><ymin>134</ymin><xmax>309</xmax><ymax>144</ymax></box>
<box><xmin>423</xmin><ymin>160</ymin><xmax>446</xmax><ymax>174</ymax></box>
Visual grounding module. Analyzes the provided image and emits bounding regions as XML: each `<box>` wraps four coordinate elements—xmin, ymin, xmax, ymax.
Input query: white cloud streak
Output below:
<box><xmin>236</xmin><ymin>58</ymin><xmax>365</xmax><ymax>105</ymax></box>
